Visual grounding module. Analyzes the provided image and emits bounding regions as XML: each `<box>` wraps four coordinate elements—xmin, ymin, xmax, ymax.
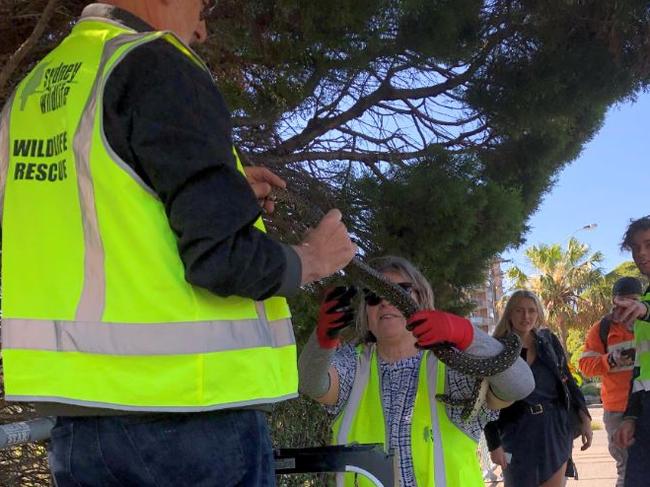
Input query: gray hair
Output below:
<box><xmin>354</xmin><ymin>256</ymin><xmax>435</xmax><ymax>343</ymax></box>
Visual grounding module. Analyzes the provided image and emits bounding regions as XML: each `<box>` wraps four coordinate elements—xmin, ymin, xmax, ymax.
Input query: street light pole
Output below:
<box><xmin>566</xmin><ymin>223</ymin><xmax>598</xmax><ymax>242</ymax></box>
<box><xmin>579</xmin><ymin>223</ymin><xmax>598</xmax><ymax>232</ymax></box>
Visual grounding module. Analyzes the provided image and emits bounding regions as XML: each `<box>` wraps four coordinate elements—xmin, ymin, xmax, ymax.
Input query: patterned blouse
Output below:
<box><xmin>327</xmin><ymin>344</ymin><xmax>497</xmax><ymax>487</ymax></box>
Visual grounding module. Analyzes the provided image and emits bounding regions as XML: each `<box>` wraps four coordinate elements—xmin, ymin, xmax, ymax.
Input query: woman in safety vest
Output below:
<box><xmin>298</xmin><ymin>256</ymin><xmax>534</xmax><ymax>486</ymax></box>
<box><xmin>484</xmin><ymin>290</ymin><xmax>593</xmax><ymax>487</ymax></box>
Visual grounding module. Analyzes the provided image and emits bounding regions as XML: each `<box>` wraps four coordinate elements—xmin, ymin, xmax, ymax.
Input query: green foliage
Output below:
<box><xmin>580</xmin><ymin>383</ymin><xmax>601</xmax><ymax>399</ymax></box>
<box><xmin>396</xmin><ymin>0</ymin><xmax>483</xmax><ymax>59</ymax></box>
<box><xmin>566</xmin><ymin>327</ymin><xmax>587</xmax><ymax>371</ymax></box>
<box><xmin>506</xmin><ymin>238</ymin><xmax>604</xmax><ymax>347</ymax></box>
<box><xmin>272</xmin><ymin>291</ymin><xmax>335</xmax><ymax>486</ymax></box>
<box><xmin>272</xmin><ymin>397</ymin><xmax>333</xmax><ymax>486</ymax></box>
<box><xmin>470</xmin><ymin>1</ymin><xmax>650</xmax><ymax>214</ymax></box>
<box><xmin>286</xmin><ymin>288</ymin><xmax>321</xmax><ymax>345</ymax></box>
<box><xmin>351</xmin><ymin>153</ymin><xmax>526</xmax><ymax>312</ymax></box>
<box><xmin>608</xmin><ymin>261</ymin><xmax>647</xmax><ymax>284</ymax></box>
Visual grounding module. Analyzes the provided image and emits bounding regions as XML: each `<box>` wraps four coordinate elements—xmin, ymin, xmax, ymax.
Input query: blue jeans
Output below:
<box><xmin>48</xmin><ymin>409</ymin><xmax>275</xmax><ymax>487</ymax></box>
<box><xmin>624</xmin><ymin>392</ymin><xmax>650</xmax><ymax>487</ymax></box>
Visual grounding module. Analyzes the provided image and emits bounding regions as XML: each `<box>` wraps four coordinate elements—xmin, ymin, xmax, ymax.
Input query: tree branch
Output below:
<box><xmin>0</xmin><ymin>0</ymin><xmax>60</xmax><ymax>96</ymax></box>
<box><xmin>271</xmin><ymin>26</ymin><xmax>511</xmax><ymax>156</ymax></box>
<box><xmin>249</xmin><ymin>148</ymin><xmax>429</xmax><ymax>165</ymax></box>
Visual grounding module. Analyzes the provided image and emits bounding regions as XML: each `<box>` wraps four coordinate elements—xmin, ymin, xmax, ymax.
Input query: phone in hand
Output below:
<box><xmin>620</xmin><ymin>348</ymin><xmax>636</xmax><ymax>361</ymax></box>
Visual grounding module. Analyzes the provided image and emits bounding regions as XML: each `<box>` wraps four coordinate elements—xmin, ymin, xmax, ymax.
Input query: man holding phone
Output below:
<box><xmin>579</xmin><ymin>276</ymin><xmax>642</xmax><ymax>487</ymax></box>
<box><xmin>611</xmin><ymin>216</ymin><xmax>650</xmax><ymax>487</ymax></box>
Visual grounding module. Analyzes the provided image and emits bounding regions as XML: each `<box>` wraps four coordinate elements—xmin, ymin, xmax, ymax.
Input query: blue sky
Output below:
<box><xmin>502</xmin><ymin>90</ymin><xmax>650</xmax><ymax>276</ymax></box>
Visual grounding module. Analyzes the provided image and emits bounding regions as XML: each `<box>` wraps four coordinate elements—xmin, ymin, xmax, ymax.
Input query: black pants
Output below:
<box><xmin>624</xmin><ymin>392</ymin><xmax>650</xmax><ymax>487</ymax></box>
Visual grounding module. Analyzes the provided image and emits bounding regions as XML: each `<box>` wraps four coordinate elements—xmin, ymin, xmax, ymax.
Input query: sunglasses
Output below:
<box><xmin>364</xmin><ymin>282</ymin><xmax>414</xmax><ymax>306</ymax></box>
<box><xmin>200</xmin><ymin>0</ymin><xmax>218</xmax><ymax>20</ymax></box>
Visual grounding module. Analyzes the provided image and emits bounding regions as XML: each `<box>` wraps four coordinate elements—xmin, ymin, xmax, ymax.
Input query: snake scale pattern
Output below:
<box><xmin>344</xmin><ymin>255</ymin><xmax>522</xmax><ymax>419</ymax></box>
<box><xmin>272</xmin><ymin>189</ymin><xmax>521</xmax><ymax>417</ymax></box>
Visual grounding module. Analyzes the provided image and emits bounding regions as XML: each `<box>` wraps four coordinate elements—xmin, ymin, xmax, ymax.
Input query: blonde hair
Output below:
<box><xmin>354</xmin><ymin>256</ymin><xmax>435</xmax><ymax>343</ymax></box>
<box><xmin>493</xmin><ymin>290</ymin><xmax>546</xmax><ymax>338</ymax></box>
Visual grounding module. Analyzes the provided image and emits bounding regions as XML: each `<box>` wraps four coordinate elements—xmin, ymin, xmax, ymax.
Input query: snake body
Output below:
<box><xmin>344</xmin><ymin>256</ymin><xmax>521</xmax><ymax>378</ymax></box>
<box><xmin>344</xmin><ymin>256</ymin><xmax>522</xmax><ymax>417</ymax></box>
<box><xmin>272</xmin><ymin>189</ymin><xmax>521</xmax><ymax>415</ymax></box>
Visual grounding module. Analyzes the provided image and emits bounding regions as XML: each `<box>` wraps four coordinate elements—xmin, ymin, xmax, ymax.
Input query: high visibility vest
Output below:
<box><xmin>633</xmin><ymin>291</ymin><xmax>650</xmax><ymax>392</ymax></box>
<box><xmin>331</xmin><ymin>345</ymin><xmax>483</xmax><ymax>486</ymax></box>
<box><xmin>0</xmin><ymin>19</ymin><xmax>297</xmax><ymax>411</ymax></box>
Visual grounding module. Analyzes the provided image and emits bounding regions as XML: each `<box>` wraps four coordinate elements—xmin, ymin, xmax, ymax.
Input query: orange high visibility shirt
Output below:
<box><xmin>579</xmin><ymin>318</ymin><xmax>634</xmax><ymax>412</ymax></box>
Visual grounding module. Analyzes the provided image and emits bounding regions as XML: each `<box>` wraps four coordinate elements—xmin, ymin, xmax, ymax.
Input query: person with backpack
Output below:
<box><xmin>579</xmin><ymin>277</ymin><xmax>642</xmax><ymax>487</ymax></box>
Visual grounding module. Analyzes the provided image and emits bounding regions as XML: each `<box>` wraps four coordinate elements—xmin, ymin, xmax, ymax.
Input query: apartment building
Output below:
<box><xmin>468</xmin><ymin>260</ymin><xmax>504</xmax><ymax>335</ymax></box>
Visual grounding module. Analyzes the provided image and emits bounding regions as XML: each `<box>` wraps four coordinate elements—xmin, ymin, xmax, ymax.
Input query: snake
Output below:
<box><xmin>270</xmin><ymin>188</ymin><xmax>522</xmax><ymax>417</ymax></box>
<box><xmin>344</xmin><ymin>257</ymin><xmax>522</xmax><ymax>418</ymax></box>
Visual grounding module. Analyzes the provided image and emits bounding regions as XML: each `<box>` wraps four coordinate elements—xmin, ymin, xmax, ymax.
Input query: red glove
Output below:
<box><xmin>317</xmin><ymin>286</ymin><xmax>357</xmax><ymax>349</ymax></box>
<box><xmin>406</xmin><ymin>310</ymin><xmax>474</xmax><ymax>351</ymax></box>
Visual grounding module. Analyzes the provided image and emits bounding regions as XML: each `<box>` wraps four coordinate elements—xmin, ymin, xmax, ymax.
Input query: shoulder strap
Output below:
<box><xmin>598</xmin><ymin>316</ymin><xmax>612</xmax><ymax>351</ymax></box>
<box><xmin>541</xmin><ymin>329</ymin><xmax>566</xmax><ymax>369</ymax></box>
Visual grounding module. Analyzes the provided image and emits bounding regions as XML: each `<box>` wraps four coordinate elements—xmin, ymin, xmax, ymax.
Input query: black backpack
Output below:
<box><xmin>598</xmin><ymin>315</ymin><xmax>612</xmax><ymax>351</ymax></box>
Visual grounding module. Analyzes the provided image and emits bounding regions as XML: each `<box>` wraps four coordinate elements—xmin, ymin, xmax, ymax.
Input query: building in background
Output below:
<box><xmin>468</xmin><ymin>260</ymin><xmax>504</xmax><ymax>335</ymax></box>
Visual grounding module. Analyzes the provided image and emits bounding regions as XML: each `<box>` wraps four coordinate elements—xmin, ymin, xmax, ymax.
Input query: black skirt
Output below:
<box><xmin>501</xmin><ymin>360</ymin><xmax>573</xmax><ymax>487</ymax></box>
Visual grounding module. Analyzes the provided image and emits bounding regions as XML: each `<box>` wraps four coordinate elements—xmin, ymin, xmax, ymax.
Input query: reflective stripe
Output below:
<box><xmin>94</xmin><ymin>29</ymin><xmax>206</xmax><ymax>198</ymax></box>
<box><xmin>97</xmin><ymin>36</ymin><xmax>159</xmax><ymax>197</ymax></box>
<box><xmin>73</xmin><ymin>31</ymin><xmax>216</xmax><ymax>321</ymax></box>
<box><xmin>610</xmin><ymin>365</ymin><xmax>634</xmax><ymax>372</ymax></box>
<box><xmin>2</xmin><ymin>317</ymin><xmax>294</xmax><ymax>355</ymax></box>
<box><xmin>255</xmin><ymin>301</ymin><xmax>270</xmax><ymax>330</ymax></box>
<box><xmin>78</xmin><ymin>16</ymin><xmax>138</xmax><ymax>32</ymax></box>
<box><xmin>427</xmin><ymin>355</ymin><xmax>447</xmax><ymax>487</ymax></box>
<box><xmin>636</xmin><ymin>341</ymin><xmax>650</xmax><ymax>354</ymax></box>
<box><xmin>72</xmin><ymin>33</ymin><xmax>149</xmax><ymax>322</ymax></box>
<box><xmin>580</xmin><ymin>351</ymin><xmax>601</xmax><ymax>359</ymax></box>
<box><xmin>4</xmin><ymin>391</ymin><xmax>298</xmax><ymax>413</ymax></box>
<box><xmin>336</xmin><ymin>347</ymin><xmax>372</xmax><ymax>444</ymax></box>
<box><xmin>0</xmin><ymin>93</ymin><xmax>14</xmax><ymax>220</ymax></box>
<box><xmin>633</xmin><ymin>379</ymin><xmax>650</xmax><ymax>393</ymax></box>
<box><xmin>335</xmin><ymin>346</ymin><xmax>373</xmax><ymax>487</ymax></box>
<box><xmin>607</xmin><ymin>340</ymin><xmax>635</xmax><ymax>353</ymax></box>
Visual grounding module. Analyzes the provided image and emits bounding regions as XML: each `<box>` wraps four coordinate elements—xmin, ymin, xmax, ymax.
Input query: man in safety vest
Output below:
<box><xmin>612</xmin><ymin>216</ymin><xmax>650</xmax><ymax>487</ymax></box>
<box><xmin>0</xmin><ymin>1</ymin><xmax>356</xmax><ymax>485</ymax></box>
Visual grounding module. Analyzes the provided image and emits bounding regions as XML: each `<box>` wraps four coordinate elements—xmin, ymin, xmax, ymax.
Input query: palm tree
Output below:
<box><xmin>506</xmin><ymin>238</ymin><xmax>604</xmax><ymax>349</ymax></box>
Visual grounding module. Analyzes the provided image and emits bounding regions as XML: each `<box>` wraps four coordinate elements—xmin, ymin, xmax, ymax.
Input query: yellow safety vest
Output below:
<box><xmin>0</xmin><ymin>19</ymin><xmax>297</xmax><ymax>411</ymax></box>
<box><xmin>633</xmin><ymin>291</ymin><xmax>650</xmax><ymax>392</ymax></box>
<box><xmin>331</xmin><ymin>345</ymin><xmax>483</xmax><ymax>486</ymax></box>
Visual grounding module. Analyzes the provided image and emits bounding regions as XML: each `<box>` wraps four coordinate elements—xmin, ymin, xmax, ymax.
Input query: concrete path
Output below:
<box><xmin>485</xmin><ymin>405</ymin><xmax>620</xmax><ymax>486</ymax></box>
<box><xmin>566</xmin><ymin>405</ymin><xmax>618</xmax><ymax>486</ymax></box>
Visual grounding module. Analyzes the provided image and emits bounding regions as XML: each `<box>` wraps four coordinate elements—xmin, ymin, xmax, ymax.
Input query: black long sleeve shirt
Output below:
<box><xmin>88</xmin><ymin>4</ymin><xmax>301</xmax><ymax>301</ymax></box>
